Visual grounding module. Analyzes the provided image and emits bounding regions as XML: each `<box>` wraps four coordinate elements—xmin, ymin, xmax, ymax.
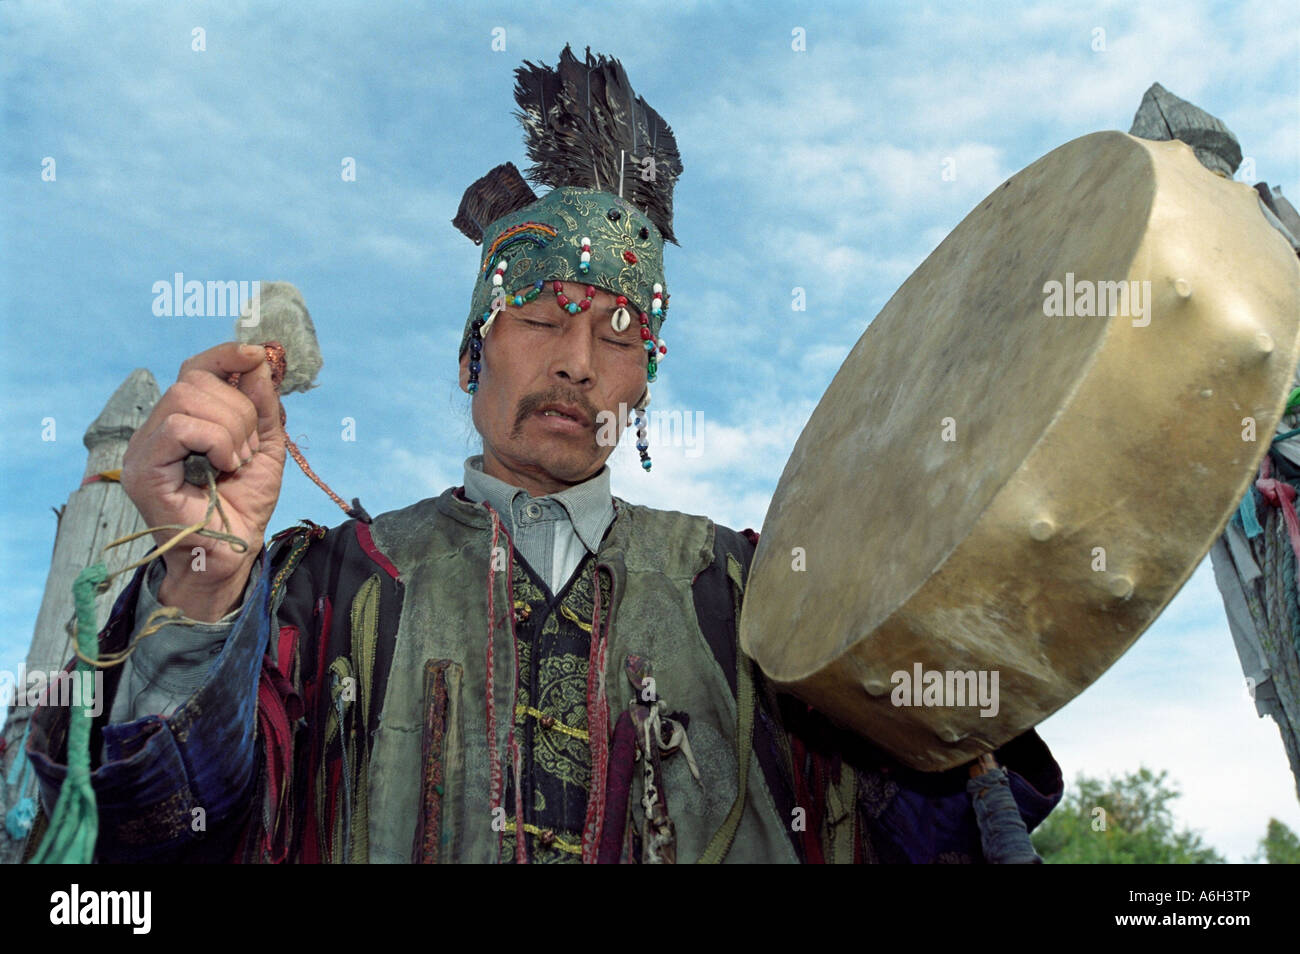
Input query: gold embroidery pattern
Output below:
<box><xmin>499</xmin><ymin>551</ymin><xmax>605</xmax><ymax>863</ymax></box>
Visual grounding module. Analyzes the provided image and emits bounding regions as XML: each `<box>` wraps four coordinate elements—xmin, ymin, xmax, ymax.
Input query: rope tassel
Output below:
<box><xmin>29</xmin><ymin>563</ymin><xmax>109</xmax><ymax>864</ymax></box>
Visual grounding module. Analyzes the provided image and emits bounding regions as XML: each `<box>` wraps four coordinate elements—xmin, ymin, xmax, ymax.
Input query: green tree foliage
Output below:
<box><xmin>1254</xmin><ymin>818</ymin><xmax>1300</xmax><ymax>864</ymax></box>
<box><xmin>1031</xmin><ymin>766</ymin><xmax>1224</xmax><ymax>863</ymax></box>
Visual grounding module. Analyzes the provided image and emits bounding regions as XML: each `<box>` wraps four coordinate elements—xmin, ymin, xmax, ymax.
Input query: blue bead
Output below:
<box><xmin>580</xmin><ymin>263</ymin><xmax>590</xmax><ymax>273</ymax></box>
<box><xmin>534</xmin><ymin>279</ymin><xmax>544</xmax><ymax>289</ymax></box>
<box><xmin>567</xmin><ymin>303</ymin><xmax>579</xmax><ymax>314</ymax></box>
<box><xmin>468</xmin><ymin>382</ymin><xmax>477</xmax><ymax>394</ymax></box>
<box><xmin>641</xmin><ymin>459</ymin><xmax>652</xmax><ymax>471</ymax></box>
<box><xmin>470</xmin><ymin>361</ymin><xmax>480</xmax><ymax>373</ymax></box>
<box><xmin>636</xmin><ymin>440</ymin><xmax>648</xmax><ymax>451</ymax></box>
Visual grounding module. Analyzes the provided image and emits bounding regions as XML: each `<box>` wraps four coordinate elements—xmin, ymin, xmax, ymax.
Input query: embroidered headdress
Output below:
<box><xmin>452</xmin><ymin>44</ymin><xmax>683</xmax><ymax>470</ymax></box>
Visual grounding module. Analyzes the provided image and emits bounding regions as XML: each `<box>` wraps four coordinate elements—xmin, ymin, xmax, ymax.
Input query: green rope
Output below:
<box><xmin>28</xmin><ymin>563</ymin><xmax>107</xmax><ymax>864</ymax></box>
<box><xmin>1287</xmin><ymin>387</ymin><xmax>1300</xmax><ymax>415</ymax></box>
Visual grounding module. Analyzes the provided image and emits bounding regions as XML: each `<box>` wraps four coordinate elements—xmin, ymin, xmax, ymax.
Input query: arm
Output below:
<box><xmin>106</xmin><ymin>557</ymin><xmax>259</xmax><ymax>729</ymax></box>
<box><xmin>23</xmin><ymin>534</ymin><xmax>311</xmax><ymax>863</ymax></box>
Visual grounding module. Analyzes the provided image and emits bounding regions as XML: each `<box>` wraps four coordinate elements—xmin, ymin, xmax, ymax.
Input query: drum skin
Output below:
<box><xmin>740</xmin><ymin>131</ymin><xmax>1300</xmax><ymax>772</ymax></box>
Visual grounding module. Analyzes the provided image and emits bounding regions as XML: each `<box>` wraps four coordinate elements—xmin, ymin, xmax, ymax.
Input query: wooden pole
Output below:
<box><xmin>0</xmin><ymin>369</ymin><xmax>160</xmax><ymax>864</ymax></box>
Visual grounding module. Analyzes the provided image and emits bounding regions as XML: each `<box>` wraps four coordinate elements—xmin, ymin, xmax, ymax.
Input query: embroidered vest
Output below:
<box><xmin>362</xmin><ymin>487</ymin><xmax>799</xmax><ymax>863</ymax></box>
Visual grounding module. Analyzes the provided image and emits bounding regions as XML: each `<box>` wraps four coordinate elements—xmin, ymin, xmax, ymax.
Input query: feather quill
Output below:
<box><xmin>512</xmin><ymin>44</ymin><xmax>684</xmax><ymax>244</ymax></box>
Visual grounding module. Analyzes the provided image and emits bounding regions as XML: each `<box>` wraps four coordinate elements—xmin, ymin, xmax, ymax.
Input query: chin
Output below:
<box><xmin>534</xmin><ymin>447</ymin><xmax>602</xmax><ymax>481</ymax></box>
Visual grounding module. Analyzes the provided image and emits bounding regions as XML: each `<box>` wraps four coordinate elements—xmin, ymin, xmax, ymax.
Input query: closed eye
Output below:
<box><xmin>523</xmin><ymin>319</ymin><xmax>556</xmax><ymax>329</ymax></box>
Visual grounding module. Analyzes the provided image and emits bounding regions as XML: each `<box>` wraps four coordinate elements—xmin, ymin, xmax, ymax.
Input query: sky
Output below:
<box><xmin>2</xmin><ymin>0</ymin><xmax>1298</xmax><ymax>862</ymax></box>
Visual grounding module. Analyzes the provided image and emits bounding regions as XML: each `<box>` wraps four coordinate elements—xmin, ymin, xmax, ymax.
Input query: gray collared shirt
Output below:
<box><xmin>460</xmin><ymin>454</ymin><xmax>616</xmax><ymax>596</ymax></box>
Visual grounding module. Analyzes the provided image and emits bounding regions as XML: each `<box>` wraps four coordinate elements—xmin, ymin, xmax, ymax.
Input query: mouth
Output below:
<box><xmin>533</xmin><ymin>403</ymin><xmax>591</xmax><ymax>431</ymax></box>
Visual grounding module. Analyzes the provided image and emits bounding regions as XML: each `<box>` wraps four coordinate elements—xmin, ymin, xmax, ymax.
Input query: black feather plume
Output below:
<box><xmin>452</xmin><ymin>162</ymin><xmax>538</xmax><ymax>244</ymax></box>
<box><xmin>513</xmin><ymin>44</ymin><xmax>684</xmax><ymax>244</ymax></box>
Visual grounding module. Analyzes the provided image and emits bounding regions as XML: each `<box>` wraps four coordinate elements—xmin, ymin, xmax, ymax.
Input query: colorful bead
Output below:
<box><xmin>623</xmin><ymin>250</ymin><xmax>638</xmax><ymax>264</ymax></box>
<box><xmin>467</xmin><ymin>319</ymin><xmax>485</xmax><ymax>394</ymax></box>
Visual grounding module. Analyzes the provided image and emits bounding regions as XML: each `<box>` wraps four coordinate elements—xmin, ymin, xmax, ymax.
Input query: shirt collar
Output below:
<box><xmin>461</xmin><ymin>455</ymin><xmax>615</xmax><ymax>554</ymax></box>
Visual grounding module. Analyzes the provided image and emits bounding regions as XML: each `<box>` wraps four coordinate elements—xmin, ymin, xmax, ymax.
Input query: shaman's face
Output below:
<box><xmin>460</xmin><ymin>280</ymin><xmax>648</xmax><ymax>496</ymax></box>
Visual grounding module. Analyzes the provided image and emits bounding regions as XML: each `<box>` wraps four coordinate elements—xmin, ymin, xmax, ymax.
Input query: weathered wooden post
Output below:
<box><xmin>0</xmin><ymin>369</ymin><xmax>160</xmax><ymax>864</ymax></box>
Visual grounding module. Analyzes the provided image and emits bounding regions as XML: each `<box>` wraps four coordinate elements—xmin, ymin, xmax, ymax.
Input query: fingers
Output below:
<box><xmin>174</xmin><ymin>340</ymin><xmax>282</xmax><ymax>450</ymax></box>
<box><xmin>144</xmin><ymin>412</ymin><xmax>244</xmax><ymax>476</ymax></box>
<box><xmin>233</xmin><ymin>353</ymin><xmax>282</xmax><ymax>443</ymax></box>
<box><xmin>177</xmin><ymin>341</ymin><xmax>269</xmax><ymax>382</ymax></box>
<box><xmin>177</xmin><ymin>369</ymin><xmax>259</xmax><ymax>455</ymax></box>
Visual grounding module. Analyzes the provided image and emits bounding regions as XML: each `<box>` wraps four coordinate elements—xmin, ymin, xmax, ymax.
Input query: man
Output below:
<box><xmin>25</xmin><ymin>46</ymin><xmax>1062</xmax><ymax>863</ymax></box>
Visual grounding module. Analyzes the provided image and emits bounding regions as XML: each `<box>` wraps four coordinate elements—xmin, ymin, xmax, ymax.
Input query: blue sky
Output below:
<box><xmin>2</xmin><ymin>0</ymin><xmax>1298</xmax><ymax>861</ymax></box>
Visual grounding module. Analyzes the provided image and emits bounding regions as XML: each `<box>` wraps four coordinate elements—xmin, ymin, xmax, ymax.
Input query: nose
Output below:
<box><xmin>551</xmin><ymin>296</ymin><xmax>595</xmax><ymax>385</ymax></box>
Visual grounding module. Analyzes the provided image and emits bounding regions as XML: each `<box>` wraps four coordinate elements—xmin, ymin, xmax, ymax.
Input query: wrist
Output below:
<box><xmin>157</xmin><ymin>557</ymin><xmax>257</xmax><ymax>622</ymax></box>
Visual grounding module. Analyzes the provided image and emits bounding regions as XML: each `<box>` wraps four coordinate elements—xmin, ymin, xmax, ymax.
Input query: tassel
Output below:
<box><xmin>30</xmin><ymin>563</ymin><xmax>107</xmax><ymax>864</ymax></box>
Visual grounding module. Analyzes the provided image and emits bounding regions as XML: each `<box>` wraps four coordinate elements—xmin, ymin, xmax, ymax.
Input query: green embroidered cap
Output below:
<box><xmin>452</xmin><ymin>45</ymin><xmax>682</xmax><ymax>396</ymax></box>
<box><xmin>460</xmin><ymin>185</ymin><xmax>669</xmax><ymax>361</ymax></box>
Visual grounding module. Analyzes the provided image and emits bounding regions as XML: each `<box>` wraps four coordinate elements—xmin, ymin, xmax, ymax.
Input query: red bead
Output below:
<box><xmin>580</xmin><ymin>300</ymin><xmax>591</xmax><ymax>310</ymax></box>
<box><xmin>586</xmin><ymin>286</ymin><xmax>596</xmax><ymax>297</ymax></box>
<box><xmin>616</xmin><ymin>295</ymin><xmax>627</xmax><ymax>306</ymax></box>
<box><xmin>552</xmin><ymin>281</ymin><xmax>563</xmax><ymax>292</ymax></box>
<box><xmin>623</xmin><ymin>250</ymin><xmax>638</xmax><ymax>264</ymax></box>
<box><xmin>556</xmin><ymin>294</ymin><xmax>569</xmax><ymax>306</ymax></box>
<box><xmin>640</xmin><ymin>312</ymin><xmax>648</xmax><ymax>321</ymax></box>
<box><xmin>659</xmin><ymin>345</ymin><xmax>667</xmax><ymax>354</ymax></box>
<box><xmin>640</xmin><ymin>328</ymin><xmax>651</xmax><ymax>340</ymax></box>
